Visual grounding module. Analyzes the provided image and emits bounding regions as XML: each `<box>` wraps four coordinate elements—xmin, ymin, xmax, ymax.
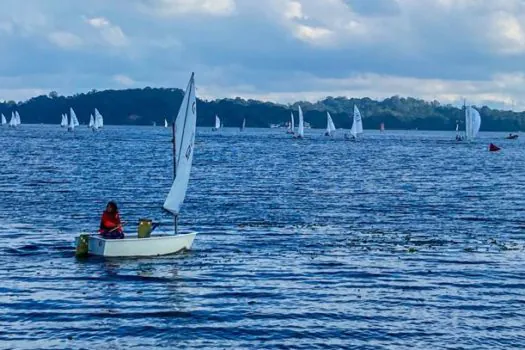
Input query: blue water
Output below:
<box><xmin>1</xmin><ymin>125</ymin><xmax>524</xmax><ymax>349</ymax></box>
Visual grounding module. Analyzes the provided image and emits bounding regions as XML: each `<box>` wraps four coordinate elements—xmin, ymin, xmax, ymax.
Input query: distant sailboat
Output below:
<box><xmin>465</xmin><ymin>106</ymin><xmax>481</xmax><ymax>141</ymax></box>
<box><xmin>380</xmin><ymin>122</ymin><xmax>385</xmax><ymax>132</ymax></box>
<box><xmin>15</xmin><ymin>111</ymin><xmax>21</xmax><ymax>126</ymax></box>
<box><xmin>1</xmin><ymin>113</ymin><xmax>7</xmax><ymax>126</ymax></box>
<box><xmin>293</xmin><ymin>106</ymin><xmax>304</xmax><ymax>139</ymax></box>
<box><xmin>61</xmin><ymin>114</ymin><xmax>68</xmax><ymax>128</ymax></box>
<box><xmin>212</xmin><ymin>115</ymin><xmax>221</xmax><ymax>131</ymax></box>
<box><xmin>240</xmin><ymin>118</ymin><xmax>246</xmax><ymax>131</ymax></box>
<box><xmin>68</xmin><ymin>108</ymin><xmax>79</xmax><ymax>131</ymax></box>
<box><xmin>286</xmin><ymin>112</ymin><xmax>295</xmax><ymax>134</ymax></box>
<box><xmin>346</xmin><ymin>105</ymin><xmax>363</xmax><ymax>140</ymax></box>
<box><xmin>88</xmin><ymin>114</ymin><xmax>95</xmax><ymax>128</ymax></box>
<box><xmin>324</xmin><ymin>112</ymin><xmax>336</xmax><ymax>136</ymax></box>
<box><xmin>9</xmin><ymin>112</ymin><xmax>16</xmax><ymax>127</ymax></box>
<box><xmin>164</xmin><ymin>118</ymin><xmax>169</xmax><ymax>128</ymax></box>
<box><xmin>93</xmin><ymin>108</ymin><xmax>104</xmax><ymax>130</ymax></box>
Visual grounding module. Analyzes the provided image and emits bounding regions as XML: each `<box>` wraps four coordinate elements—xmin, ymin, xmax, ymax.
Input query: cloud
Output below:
<box><xmin>141</xmin><ymin>0</ymin><xmax>236</xmax><ymax>17</ymax></box>
<box><xmin>0</xmin><ymin>0</ymin><xmax>524</xmax><ymax>111</ymax></box>
<box><xmin>113</xmin><ymin>74</ymin><xmax>136</xmax><ymax>86</ymax></box>
<box><xmin>85</xmin><ymin>16</ymin><xmax>129</xmax><ymax>47</ymax></box>
<box><xmin>47</xmin><ymin>31</ymin><xmax>83</xmax><ymax>49</ymax></box>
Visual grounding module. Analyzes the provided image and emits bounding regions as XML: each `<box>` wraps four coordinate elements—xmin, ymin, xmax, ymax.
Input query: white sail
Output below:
<box><xmin>70</xmin><ymin>108</ymin><xmax>79</xmax><ymax>127</ymax></box>
<box><xmin>326</xmin><ymin>112</ymin><xmax>336</xmax><ymax>135</ymax></box>
<box><xmin>68</xmin><ymin>108</ymin><xmax>78</xmax><ymax>130</ymax></box>
<box><xmin>1</xmin><ymin>113</ymin><xmax>6</xmax><ymax>125</ymax></box>
<box><xmin>164</xmin><ymin>118</ymin><xmax>168</xmax><ymax>128</ymax></box>
<box><xmin>89</xmin><ymin>114</ymin><xmax>95</xmax><ymax>128</ymax></box>
<box><xmin>241</xmin><ymin>118</ymin><xmax>246</xmax><ymax>131</ymax></box>
<box><xmin>61</xmin><ymin>114</ymin><xmax>68</xmax><ymax>127</ymax></box>
<box><xmin>297</xmin><ymin>106</ymin><xmax>304</xmax><ymax>138</ymax></box>
<box><xmin>290</xmin><ymin>112</ymin><xmax>295</xmax><ymax>132</ymax></box>
<box><xmin>215</xmin><ymin>115</ymin><xmax>221</xmax><ymax>129</ymax></box>
<box><xmin>163</xmin><ymin>73</ymin><xmax>197</xmax><ymax>215</ymax></box>
<box><xmin>94</xmin><ymin>108</ymin><xmax>104</xmax><ymax>129</ymax></box>
<box><xmin>350</xmin><ymin>105</ymin><xmax>363</xmax><ymax>137</ymax></box>
<box><xmin>465</xmin><ymin>106</ymin><xmax>481</xmax><ymax>140</ymax></box>
<box><xmin>15</xmin><ymin>111</ymin><xmax>21</xmax><ymax>126</ymax></box>
<box><xmin>9</xmin><ymin>112</ymin><xmax>15</xmax><ymax>127</ymax></box>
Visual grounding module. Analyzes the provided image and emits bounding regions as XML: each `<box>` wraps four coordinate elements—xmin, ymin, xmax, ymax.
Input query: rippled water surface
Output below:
<box><xmin>1</xmin><ymin>125</ymin><xmax>525</xmax><ymax>349</ymax></box>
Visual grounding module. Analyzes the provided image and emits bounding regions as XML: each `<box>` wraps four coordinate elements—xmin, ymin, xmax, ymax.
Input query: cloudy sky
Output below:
<box><xmin>0</xmin><ymin>0</ymin><xmax>524</xmax><ymax>109</ymax></box>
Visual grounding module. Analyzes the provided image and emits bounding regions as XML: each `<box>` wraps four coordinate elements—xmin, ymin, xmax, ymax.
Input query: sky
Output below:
<box><xmin>0</xmin><ymin>0</ymin><xmax>524</xmax><ymax>110</ymax></box>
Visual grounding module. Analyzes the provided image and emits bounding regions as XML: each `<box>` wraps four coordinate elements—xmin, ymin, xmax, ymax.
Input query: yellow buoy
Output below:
<box><xmin>138</xmin><ymin>219</ymin><xmax>153</xmax><ymax>238</ymax></box>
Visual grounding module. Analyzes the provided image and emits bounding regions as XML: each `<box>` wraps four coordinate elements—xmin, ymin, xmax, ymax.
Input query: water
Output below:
<box><xmin>1</xmin><ymin>125</ymin><xmax>524</xmax><ymax>349</ymax></box>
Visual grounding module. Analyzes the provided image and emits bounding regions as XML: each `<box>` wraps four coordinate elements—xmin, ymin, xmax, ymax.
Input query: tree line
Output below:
<box><xmin>1</xmin><ymin>88</ymin><xmax>523</xmax><ymax>131</ymax></box>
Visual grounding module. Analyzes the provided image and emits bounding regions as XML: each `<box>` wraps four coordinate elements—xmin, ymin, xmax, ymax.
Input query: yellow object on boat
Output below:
<box><xmin>75</xmin><ymin>234</ymin><xmax>89</xmax><ymax>257</ymax></box>
<box><xmin>138</xmin><ymin>219</ymin><xmax>152</xmax><ymax>238</ymax></box>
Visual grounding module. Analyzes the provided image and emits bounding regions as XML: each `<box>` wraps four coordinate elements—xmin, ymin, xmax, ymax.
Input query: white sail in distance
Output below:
<box><xmin>163</xmin><ymin>73</ymin><xmax>197</xmax><ymax>215</ymax></box>
<box><xmin>9</xmin><ymin>112</ymin><xmax>16</xmax><ymax>127</ymax></box>
<box><xmin>297</xmin><ymin>106</ymin><xmax>304</xmax><ymax>138</ymax></box>
<box><xmin>326</xmin><ymin>112</ymin><xmax>336</xmax><ymax>136</ymax></box>
<box><xmin>89</xmin><ymin>114</ymin><xmax>95</xmax><ymax>128</ymax></box>
<box><xmin>94</xmin><ymin>108</ymin><xmax>104</xmax><ymax>129</ymax></box>
<box><xmin>350</xmin><ymin>105</ymin><xmax>363</xmax><ymax>137</ymax></box>
<box><xmin>1</xmin><ymin>113</ymin><xmax>6</xmax><ymax>125</ymax></box>
<box><xmin>215</xmin><ymin>115</ymin><xmax>221</xmax><ymax>129</ymax></box>
<box><xmin>465</xmin><ymin>106</ymin><xmax>481</xmax><ymax>141</ymax></box>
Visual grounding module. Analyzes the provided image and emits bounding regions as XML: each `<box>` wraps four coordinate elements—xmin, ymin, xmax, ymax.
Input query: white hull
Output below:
<box><xmin>76</xmin><ymin>232</ymin><xmax>197</xmax><ymax>257</ymax></box>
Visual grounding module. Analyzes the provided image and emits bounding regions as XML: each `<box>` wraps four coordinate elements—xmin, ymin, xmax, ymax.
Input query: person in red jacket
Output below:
<box><xmin>99</xmin><ymin>201</ymin><xmax>125</xmax><ymax>239</ymax></box>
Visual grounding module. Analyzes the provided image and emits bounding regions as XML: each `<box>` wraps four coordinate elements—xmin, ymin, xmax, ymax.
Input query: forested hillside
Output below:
<box><xmin>1</xmin><ymin>89</ymin><xmax>523</xmax><ymax>131</ymax></box>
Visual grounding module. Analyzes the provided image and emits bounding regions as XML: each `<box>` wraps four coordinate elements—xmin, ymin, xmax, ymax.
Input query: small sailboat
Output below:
<box><xmin>293</xmin><ymin>106</ymin><xmax>304</xmax><ymax>139</ymax></box>
<box><xmin>240</xmin><ymin>118</ymin><xmax>246</xmax><ymax>131</ymax></box>
<box><xmin>1</xmin><ymin>113</ymin><xmax>6</xmax><ymax>126</ymax></box>
<box><xmin>345</xmin><ymin>105</ymin><xmax>363</xmax><ymax>140</ymax></box>
<box><xmin>9</xmin><ymin>112</ymin><xmax>18</xmax><ymax>127</ymax></box>
<box><xmin>15</xmin><ymin>111</ymin><xmax>21</xmax><ymax>126</ymax></box>
<box><xmin>455</xmin><ymin>122</ymin><xmax>464</xmax><ymax>141</ymax></box>
<box><xmin>164</xmin><ymin>118</ymin><xmax>169</xmax><ymax>128</ymax></box>
<box><xmin>93</xmin><ymin>108</ymin><xmax>104</xmax><ymax>130</ymax></box>
<box><xmin>324</xmin><ymin>112</ymin><xmax>336</xmax><ymax>136</ymax></box>
<box><xmin>88</xmin><ymin>114</ymin><xmax>95</xmax><ymax>128</ymax></box>
<box><xmin>74</xmin><ymin>73</ymin><xmax>198</xmax><ymax>257</ymax></box>
<box><xmin>68</xmin><ymin>108</ymin><xmax>79</xmax><ymax>132</ymax></box>
<box><xmin>286</xmin><ymin>112</ymin><xmax>295</xmax><ymax>134</ymax></box>
<box><xmin>61</xmin><ymin>114</ymin><xmax>68</xmax><ymax>128</ymax></box>
<box><xmin>380</xmin><ymin>122</ymin><xmax>385</xmax><ymax>132</ymax></box>
<box><xmin>212</xmin><ymin>115</ymin><xmax>221</xmax><ymax>131</ymax></box>
<box><xmin>465</xmin><ymin>105</ymin><xmax>481</xmax><ymax>141</ymax></box>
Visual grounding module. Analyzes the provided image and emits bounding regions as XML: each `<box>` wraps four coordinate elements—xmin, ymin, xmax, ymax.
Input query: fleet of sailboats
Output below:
<box><xmin>8</xmin><ymin>111</ymin><xmax>21</xmax><ymax>127</ymax></box>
